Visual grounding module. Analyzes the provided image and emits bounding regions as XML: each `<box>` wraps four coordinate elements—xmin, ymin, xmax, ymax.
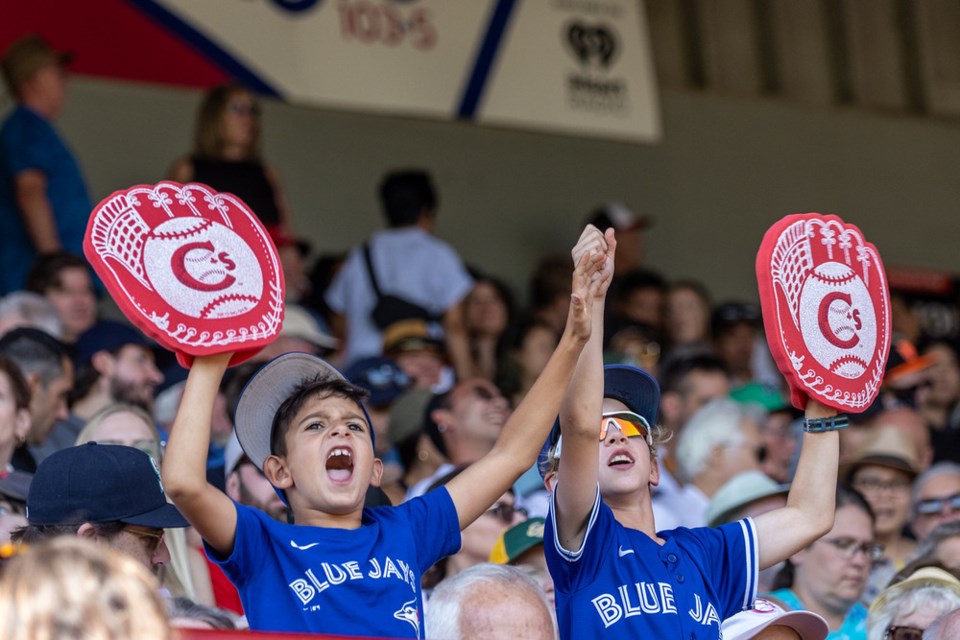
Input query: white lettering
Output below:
<box><xmin>368</xmin><ymin>558</ymin><xmax>382</xmax><ymax>578</ymax></box>
<box><xmin>660</xmin><ymin>583</ymin><xmax>677</xmax><ymax>614</ymax></box>
<box><xmin>305</xmin><ymin>568</ymin><xmax>330</xmax><ymax>594</ymax></box>
<box><xmin>321</xmin><ymin>562</ymin><xmax>348</xmax><ymax>585</ymax></box>
<box><xmin>383</xmin><ymin>557</ymin><xmax>403</xmax><ymax>581</ymax></box>
<box><xmin>343</xmin><ymin>561</ymin><xmax>363</xmax><ymax>580</ymax></box>
<box><xmin>689</xmin><ymin>594</ymin><xmax>703</xmax><ymax>623</ymax></box>
<box><xmin>289</xmin><ymin>579</ymin><xmax>315</xmax><ymax>604</ymax></box>
<box><xmin>618</xmin><ymin>584</ymin><xmax>643</xmax><ymax>617</ymax></box>
<box><xmin>703</xmin><ymin>602</ymin><xmax>721</xmax><ymax>627</ymax></box>
<box><xmin>592</xmin><ymin>593</ymin><xmax>623</xmax><ymax>628</ymax></box>
<box><xmin>639</xmin><ymin>582</ymin><xmax>661</xmax><ymax>614</ymax></box>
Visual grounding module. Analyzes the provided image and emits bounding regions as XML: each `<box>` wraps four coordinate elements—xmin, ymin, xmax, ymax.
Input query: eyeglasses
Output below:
<box><xmin>484</xmin><ymin>502</ymin><xmax>527</xmax><ymax>525</ymax></box>
<box><xmin>916</xmin><ymin>492</ymin><xmax>960</xmax><ymax>516</ymax></box>
<box><xmin>852</xmin><ymin>477</ymin><xmax>912</xmax><ymax>494</ymax></box>
<box><xmin>884</xmin><ymin>625</ymin><xmax>924</xmax><ymax>640</ymax></box>
<box><xmin>599</xmin><ymin>412</ymin><xmax>652</xmax><ymax>445</ymax></box>
<box><xmin>124</xmin><ymin>524</ymin><xmax>165</xmax><ymax>555</ymax></box>
<box><xmin>227</xmin><ymin>101</ymin><xmax>260</xmax><ymax>117</ymax></box>
<box><xmin>819</xmin><ymin>536</ymin><xmax>884</xmax><ymax>562</ymax></box>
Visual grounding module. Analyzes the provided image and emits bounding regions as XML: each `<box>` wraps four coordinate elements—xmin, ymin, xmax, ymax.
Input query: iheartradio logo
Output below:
<box><xmin>757</xmin><ymin>213</ymin><xmax>890</xmax><ymax>413</ymax></box>
<box><xmin>85</xmin><ymin>182</ymin><xmax>285</xmax><ymax>367</ymax></box>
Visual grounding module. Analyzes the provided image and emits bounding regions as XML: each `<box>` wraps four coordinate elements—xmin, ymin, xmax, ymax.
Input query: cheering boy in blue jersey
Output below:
<box><xmin>161</xmin><ymin>231</ymin><xmax>610</xmax><ymax>637</ymax></box>
<box><xmin>540</xmin><ymin>226</ymin><xmax>842</xmax><ymax>639</ymax></box>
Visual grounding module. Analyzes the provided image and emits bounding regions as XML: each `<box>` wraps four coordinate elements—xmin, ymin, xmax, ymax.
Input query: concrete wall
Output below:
<box><xmin>44</xmin><ymin>76</ymin><xmax>960</xmax><ymax>305</ymax></box>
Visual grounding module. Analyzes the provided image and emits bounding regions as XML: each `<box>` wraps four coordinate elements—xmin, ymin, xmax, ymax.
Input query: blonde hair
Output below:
<box><xmin>77</xmin><ymin>404</ymin><xmax>160</xmax><ymax>448</ymax></box>
<box><xmin>0</xmin><ymin>536</ymin><xmax>172</xmax><ymax>640</ymax></box>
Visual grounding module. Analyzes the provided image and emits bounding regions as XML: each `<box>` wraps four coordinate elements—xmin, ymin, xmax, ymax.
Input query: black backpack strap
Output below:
<box><xmin>362</xmin><ymin>242</ymin><xmax>383</xmax><ymax>300</ymax></box>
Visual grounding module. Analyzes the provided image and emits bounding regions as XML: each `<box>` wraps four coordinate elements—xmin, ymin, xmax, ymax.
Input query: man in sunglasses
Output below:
<box><xmin>911</xmin><ymin>461</ymin><xmax>960</xmax><ymax>542</ymax></box>
<box><xmin>11</xmin><ymin>442</ymin><xmax>188</xmax><ymax>574</ymax></box>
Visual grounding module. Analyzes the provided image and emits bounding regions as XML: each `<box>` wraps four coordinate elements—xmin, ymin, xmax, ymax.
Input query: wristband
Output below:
<box><xmin>802</xmin><ymin>415</ymin><xmax>848</xmax><ymax>433</ymax></box>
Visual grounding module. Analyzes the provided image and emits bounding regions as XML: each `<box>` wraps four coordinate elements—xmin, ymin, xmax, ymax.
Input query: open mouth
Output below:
<box><xmin>607</xmin><ymin>449</ymin><xmax>635</xmax><ymax>468</ymax></box>
<box><xmin>326</xmin><ymin>447</ymin><xmax>354</xmax><ymax>483</ymax></box>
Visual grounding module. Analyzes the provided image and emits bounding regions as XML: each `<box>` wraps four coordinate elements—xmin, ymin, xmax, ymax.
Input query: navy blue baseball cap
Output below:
<box><xmin>75</xmin><ymin>320</ymin><xmax>154</xmax><ymax>367</ymax></box>
<box><xmin>344</xmin><ymin>357</ymin><xmax>412</xmax><ymax>408</ymax></box>
<box><xmin>26</xmin><ymin>443</ymin><xmax>188</xmax><ymax>528</ymax></box>
<box><xmin>537</xmin><ymin>364</ymin><xmax>660</xmax><ymax>478</ymax></box>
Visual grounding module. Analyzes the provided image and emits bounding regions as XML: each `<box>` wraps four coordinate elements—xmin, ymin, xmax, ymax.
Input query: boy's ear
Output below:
<box><xmin>369</xmin><ymin>458</ymin><xmax>384</xmax><ymax>488</ymax></box>
<box><xmin>263</xmin><ymin>455</ymin><xmax>293</xmax><ymax>490</ymax></box>
<box><xmin>544</xmin><ymin>471</ymin><xmax>558</xmax><ymax>494</ymax></box>
<box><xmin>648</xmin><ymin>454</ymin><xmax>661</xmax><ymax>488</ymax></box>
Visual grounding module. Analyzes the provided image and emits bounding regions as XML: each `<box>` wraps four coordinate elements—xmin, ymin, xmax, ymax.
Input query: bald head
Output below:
<box><xmin>427</xmin><ymin>563</ymin><xmax>555</xmax><ymax>640</ymax></box>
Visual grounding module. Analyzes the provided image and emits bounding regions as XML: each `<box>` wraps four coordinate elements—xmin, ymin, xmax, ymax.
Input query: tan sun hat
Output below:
<box><xmin>868</xmin><ymin>567</ymin><xmax>960</xmax><ymax>619</ymax></box>
<box><xmin>706</xmin><ymin>470</ymin><xmax>790</xmax><ymax>528</ymax></box>
<box><xmin>838</xmin><ymin>425</ymin><xmax>922</xmax><ymax>484</ymax></box>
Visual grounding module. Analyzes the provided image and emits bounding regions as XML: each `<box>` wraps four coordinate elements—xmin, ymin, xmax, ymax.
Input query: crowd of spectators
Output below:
<box><xmin>3</xmin><ymin>33</ymin><xmax>960</xmax><ymax>640</ymax></box>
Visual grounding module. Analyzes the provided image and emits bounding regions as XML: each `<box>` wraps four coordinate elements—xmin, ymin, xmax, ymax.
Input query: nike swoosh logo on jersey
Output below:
<box><xmin>618</xmin><ymin>545</ymin><xmax>635</xmax><ymax>557</ymax></box>
<box><xmin>290</xmin><ymin>540</ymin><xmax>321</xmax><ymax>550</ymax></box>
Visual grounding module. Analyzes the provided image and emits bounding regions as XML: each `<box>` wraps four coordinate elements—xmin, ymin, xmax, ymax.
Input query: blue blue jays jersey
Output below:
<box><xmin>208</xmin><ymin>487</ymin><xmax>461</xmax><ymax>638</ymax></box>
<box><xmin>545</xmin><ymin>490</ymin><xmax>758</xmax><ymax>639</ymax></box>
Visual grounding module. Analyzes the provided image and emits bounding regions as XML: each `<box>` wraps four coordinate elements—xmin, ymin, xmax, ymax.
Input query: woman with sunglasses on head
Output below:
<box><xmin>767</xmin><ymin>487</ymin><xmax>877</xmax><ymax>639</ymax></box>
<box><xmin>168</xmin><ymin>83</ymin><xmax>292</xmax><ymax>233</ymax></box>
<box><xmin>539</xmin><ymin>225</ymin><xmax>843</xmax><ymax>640</ymax></box>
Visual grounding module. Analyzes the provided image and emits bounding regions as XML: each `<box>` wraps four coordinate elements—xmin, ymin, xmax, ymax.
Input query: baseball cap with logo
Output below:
<box><xmin>1</xmin><ymin>35</ymin><xmax>73</xmax><ymax>96</ymax></box>
<box><xmin>345</xmin><ymin>357</ymin><xmax>412</xmax><ymax>409</ymax></box>
<box><xmin>26</xmin><ymin>443</ymin><xmax>188</xmax><ymax>528</ymax></box>
<box><xmin>490</xmin><ymin>517</ymin><xmax>545</xmax><ymax>564</ymax></box>
<box><xmin>722</xmin><ymin>598</ymin><xmax>828</xmax><ymax>640</ymax></box>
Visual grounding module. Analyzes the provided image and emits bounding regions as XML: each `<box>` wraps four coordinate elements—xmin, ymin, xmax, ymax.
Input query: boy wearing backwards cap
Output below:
<box><xmin>161</xmin><ymin>229</ymin><xmax>610</xmax><ymax>636</ymax></box>
<box><xmin>540</xmin><ymin>226</ymin><xmax>843</xmax><ymax>639</ymax></box>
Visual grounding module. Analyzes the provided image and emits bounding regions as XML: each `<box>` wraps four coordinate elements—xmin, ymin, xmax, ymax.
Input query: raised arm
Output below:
<box><xmin>752</xmin><ymin>398</ymin><xmax>839</xmax><ymax>568</ymax></box>
<box><xmin>162</xmin><ymin>353</ymin><xmax>238</xmax><ymax>556</ymax></box>
<box><xmin>554</xmin><ymin>226</ymin><xmax>616</xmax><ymax>551</ymax></box>
<box><xmin>445</xmin><ymin>247</ymin><xmax>609</xmax><ymax>529</ymax></box>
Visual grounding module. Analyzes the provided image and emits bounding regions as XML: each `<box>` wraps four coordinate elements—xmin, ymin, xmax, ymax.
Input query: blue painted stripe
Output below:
<box><xmin>457</xmin><ymin>0</ymin><xmax>518</xmax><ymax>119</ymax></box>
<box><xmin>124</xmin><ymin>0</ymin><xmax>280</xmax><ymax>97</ymax></box>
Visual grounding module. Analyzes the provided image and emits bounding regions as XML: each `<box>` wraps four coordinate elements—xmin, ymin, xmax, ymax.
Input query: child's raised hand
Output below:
<box><xmin>571</xmin><ymin>225</ymin><xmax>616</xmax><ymax>298</ymax></box>
<box><xmin>567</xmin><ymin>248</ymin><xmax>611</xmax><ymax>342</ymax></box>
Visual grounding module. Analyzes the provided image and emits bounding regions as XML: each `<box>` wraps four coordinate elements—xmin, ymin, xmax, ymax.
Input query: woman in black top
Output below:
<box><xmin>168</xmin><ymin>83</ymin><xmax>291</xmax><ymax>231</ymax></box>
